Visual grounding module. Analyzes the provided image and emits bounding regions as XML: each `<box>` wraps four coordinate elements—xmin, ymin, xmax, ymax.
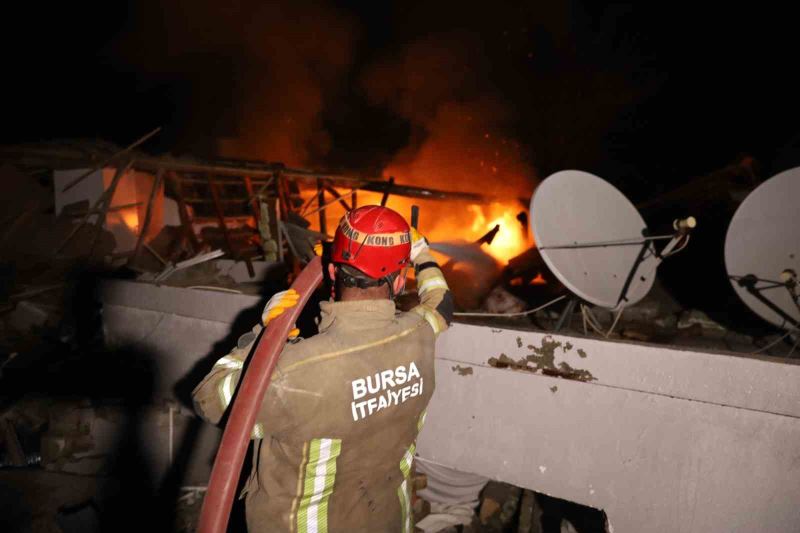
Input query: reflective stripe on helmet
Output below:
<box><xmin>338</xmin><ymin>216</ymin><xmax>410</xmax><ymax>248</ymax></box>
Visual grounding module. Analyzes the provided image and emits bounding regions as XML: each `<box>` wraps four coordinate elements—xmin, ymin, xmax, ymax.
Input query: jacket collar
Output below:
<box><xmin>318</xmin><ymin>299</ymin><xmax>397</xmax><ymax>332</ymax></box>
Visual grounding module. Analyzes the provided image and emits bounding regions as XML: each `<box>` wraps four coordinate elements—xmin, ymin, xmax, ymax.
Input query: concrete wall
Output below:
<box><xmin>102</xmin><ymin>280</ymin><xmax>263</xmax><ymax>403</ymax></box>
<box><xmin>419</xmin><ymin>324</ymin><xmax>800</xmax><ymax>533</ymax></box>
<box><xmin>101</xmin><ymin>280</ymin><xmax>800</xmax><ymax>532</ymax></box>
<box><xmin>101</xmin><ymin>281</ymin><xmax>265</xmax><ymax>487</ymax></box>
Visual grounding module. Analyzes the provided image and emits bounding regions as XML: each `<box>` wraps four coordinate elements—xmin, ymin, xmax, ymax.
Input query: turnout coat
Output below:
<box><xmin>193</xmin><ymin>250</ymin><xmax>452</xmax><ymax>533</ymax></box>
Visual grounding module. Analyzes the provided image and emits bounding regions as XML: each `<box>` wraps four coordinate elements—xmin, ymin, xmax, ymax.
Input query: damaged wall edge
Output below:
<box><xmin>100</xmin><ymin>280</ymin><xmax>800</xmax><ymax>533</ymax></box>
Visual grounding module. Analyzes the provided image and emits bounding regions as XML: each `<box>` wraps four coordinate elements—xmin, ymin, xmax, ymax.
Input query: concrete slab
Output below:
<box><xmin>418</xmin><ymin>324</ymin><xmax>800</xmax><ymax>532</ymax></box>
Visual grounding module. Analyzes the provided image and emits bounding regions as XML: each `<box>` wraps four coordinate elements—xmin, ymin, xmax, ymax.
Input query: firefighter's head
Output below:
<box><xmin>329</xmin><ymin>205</ymin><xmax>412</xmax><ymax>300</ymax></box>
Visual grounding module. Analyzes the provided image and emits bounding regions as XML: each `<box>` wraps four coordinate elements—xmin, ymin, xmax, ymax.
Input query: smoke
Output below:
<box><xmin>113</xmin><ymin>0</ymin><xmax>357</xmax><ymax>166</ymax></box>
<box><xmin>114</xmin><ymin>2</ymin><xmax>537</xmax><ymax>199</ymax></box>
<box><xmin>360</xmin><ymin>31</ymin><xmax>537</xmax><ymax>198</ymax></box>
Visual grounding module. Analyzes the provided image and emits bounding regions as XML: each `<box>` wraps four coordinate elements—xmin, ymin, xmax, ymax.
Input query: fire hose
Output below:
<box><xmin>197</xmin><ymin>256</ymin><xmax>323</xmax><ymax>533</ymax></box>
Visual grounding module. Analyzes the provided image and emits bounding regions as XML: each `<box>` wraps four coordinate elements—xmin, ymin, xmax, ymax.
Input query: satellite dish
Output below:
<box><xmin>531</xmin><ymin>170</ymin><xmax>691</xmax><ymax>311</ymax></box>
<box><xmin>725</xmin><ymin>167</ymin><xmax>800</xmax><ymax>330</ymax></box>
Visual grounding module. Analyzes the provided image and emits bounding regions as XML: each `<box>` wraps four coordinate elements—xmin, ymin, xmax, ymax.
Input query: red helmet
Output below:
<box><xmin>332</xmin><ymin>205</ymin><xmax>412</xmax><ymax>279</ymax></box>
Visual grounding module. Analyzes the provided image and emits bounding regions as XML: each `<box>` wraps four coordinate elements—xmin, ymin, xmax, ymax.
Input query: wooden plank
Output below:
<box><xmin>302</xmin><ymin>189</ymin><xmax>358</xmax><ymax>219</ymax></box>
<box><xmin>61</xmin><ymin>127</ymin><xmax>161</xmax><ymax>192</ymax></box>
<box><xmin>323</xmin><ymin>183</ymin><xmax>352</xmax><ymax>211</ymax></box>
<box><xmin>380</xmin><ymin>176</ymin><xmax>395</xmax><ymax>207</ymax></box>
<box><xmin>207</xmin><ymin>175</ymin><xmax>235</xmax><ymax>257</ymax></box>
<box><xmin>316</xmin><ymin>178</ymin><xmax>327</xmax><ymax>235</ymax></box>
<box><xmin>167</xmin><ymin>171</ymin><xmax>200</xmax><ymax>253</ymax></box>
<box><xmin>242</xmin><ymin>175</ymin><xmax>260</xmax><ymax>223</ymax></box>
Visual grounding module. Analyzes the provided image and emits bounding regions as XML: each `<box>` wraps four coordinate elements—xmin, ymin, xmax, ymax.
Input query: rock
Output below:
<box><xmin>479</xmin><ymin>481</ymin><xmax>521</xmax><ymax>531</ymax></box>
<box><xmin>678</xmin><ymin>309</ymin><xmax>728</xmax><ymax>334</ymax></box>
<box><xmin>517</xmin><ymin>489</ymin><xmax>543</xmax><ymax>533</ymax></box>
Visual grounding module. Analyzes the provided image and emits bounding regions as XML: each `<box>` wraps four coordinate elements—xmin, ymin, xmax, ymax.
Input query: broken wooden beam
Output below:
<box><xmin>380</xmin><ymin>177</ymin><xmax>395</xmax><ymax>207</ymax></box>
<box><xmin>166</xmin><ymin>171</ymin><xmax>201</xmax><ymax>253</ymax></box>
<box><xmin>323</xmin><ymin>184</ymin><xmax>352</xmax><ymax>211</ymax></box>
<box><xmin>61</xmin><ymin>126</ymin><xmax>161</xmax><ymax>192</ymax></box>
<box><xmin>207</xmin><ymin>175</ymin><xmax>235</xmax><ymax>257</ymax></box>
<box><xmin>316</xmin><ymin>178</ymin><xmax>327</xmax><ymax>235</ymax></box>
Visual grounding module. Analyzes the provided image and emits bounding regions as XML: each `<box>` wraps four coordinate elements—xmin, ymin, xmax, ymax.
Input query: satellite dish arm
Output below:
<box><xmin>615</xmin><ymin>215</ymin><xmax>698</xmax><ymax>308</ymax></box>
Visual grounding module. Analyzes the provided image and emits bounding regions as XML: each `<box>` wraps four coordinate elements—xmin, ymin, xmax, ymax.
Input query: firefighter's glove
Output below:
<box><xmin>409</xmin><ymin>228</ymin><xmax>429</xmax><ymax>263</ymax></box>
<box><xmin>313</xmin><ymin>241</ymin><xmax>323</xmax><ymax>257</ymax></box>
<box><xmin>262</xmin><ymin>289</ymin><xmax>300</xmax><ymax>340</ymax></box>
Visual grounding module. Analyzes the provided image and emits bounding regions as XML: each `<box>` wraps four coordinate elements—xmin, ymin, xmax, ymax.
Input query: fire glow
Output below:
<box><xmin>467</xmin><ymin>203</ymin><xmax>529</xmax><ymax>263</ymax></box>
<box><xmin>303</xmin><ymin>188</ymin><xmax>532</xmax><ymax>265</ymax></box>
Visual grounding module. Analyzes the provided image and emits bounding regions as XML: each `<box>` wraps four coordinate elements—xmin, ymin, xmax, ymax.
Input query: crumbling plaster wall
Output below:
<box><xmin>101</xmin><ymin>280</ymin><xmax>800</xmax><ymax>531</ymax></box>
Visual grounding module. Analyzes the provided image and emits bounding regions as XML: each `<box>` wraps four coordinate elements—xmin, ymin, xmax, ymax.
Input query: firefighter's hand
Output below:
<box><xmin>410</xmin><ymin>228</ymin><xmax>429</xmax><ymax>263</ymax></box>
<box><xmin>313</xmin><ymin>241</ymin><xmax>323</xmax><ymax>257</ymax></box>
<box><xmin>262</xmin><ymin>289</ymin><xmax>300</xmax><ymax>340</ymax></box>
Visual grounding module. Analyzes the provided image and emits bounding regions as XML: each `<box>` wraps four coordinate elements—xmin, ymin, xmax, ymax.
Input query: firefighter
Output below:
<box><xmin>193</xmin><ymin>205</ymin><xmax>453</xmax><ymax>532</ymax></box>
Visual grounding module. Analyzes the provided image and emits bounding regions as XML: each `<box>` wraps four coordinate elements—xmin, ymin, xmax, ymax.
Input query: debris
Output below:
<box><xmin>517</xmin><ymin>489</ymin><xmax>543</xmax><ymax>533</ymax></box>
<box><xmin>214</xmin><ymin>259</ymin><xmax>282</xmax><ymax>283</ymax></box>
<box><xmin>415</xmin><ymin>459</ymin><xmax>487</xmax><ymax>532</ymax></box>
<box><xmin>8</xmin><ymin>300</ymin><xmax>52</xmax><ymax>333</ymax></box>
<box><xmin>128</xmin><ymin>225</ymin><xmax>190</xmax><ymax>273</ymax></box>
<box><xmin>280</xmin><ymin>221</ymin><xmax>327</xmax><ymax>263</ymax></box>
<box><xmin>257</xmin><ymin>199</ymin><xmax>279</xmax><ymax>262</ymax></box>
<box><xmin>9</xmin><ymin>284</ymin><xmax>64</xmax><ymax>302</ymax></box>
<box><xmin>41</xmin><ymin>402</ymin><xmax>122</xmax><ymax>476</ymax></box>
<box><xmin>476</xmin><ymin>224</ymin><xmax>500</xmax><ymax>245</ymax></box>
<box><xmin>60</xmin><ymin>126</ymin><xmax>162</xmax><ymax>193</ymax></box>
<box><xmin>620</xmin><ymin>327</ymin><xmax>653</xmax><ymax>342</ymax></box>
<box><xmin>56</xmin><ymin>500</ymin><xmax>101</xmax><ymax>533</ymax></box>
<box><xmin>416</xmin><ymin>502</ymin><xmax>479</xmax><ymax>533</ymax></box>
<box><xmin>451</xmin><ymin>365</ymin><xmax>473</xmax><ymax>376</ymax></box>
<box><xmin>0</xmin><ymin>418</ymin><xmax>27</xmax><ymax>467</ymax></box>
<box><xmin>151</xmin><ymin>249</ymin><xmax>226</xmax><ymax>283</ymax></box>
<box><xmin>440</xmin><ymin>250</ymin><xmax>501</xmax><ymax>311</ymax></box>
<box><xmin>0</xmin><ymin>164</ymin><xmax>52</xmax><ymax>251</ymax></box>
<box><xmin>479</xmin><ymin>481</ymin><xmax>522</xmax><ymax>531</ymax></box>
<box><xmin>677</xmin><ymin>309</ymin><xmax>727</xmax><ymax>332</ymax></box>
<box><xmin>131</xmin><ymin>168</ymin><xmax>165</xmax><ymax>265</ymax></box>
<box><xmin>483</xmin><ymin>286</ymin><xmax>527</xmax><ymax>314</ymax></box>
<box><xmin>56</xmin><ymin>160</ymin><xmax>134</xmax><ymax>255</ymax></box>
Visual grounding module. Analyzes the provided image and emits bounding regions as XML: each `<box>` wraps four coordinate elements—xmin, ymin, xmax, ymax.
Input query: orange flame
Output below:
<box><xmin>302</xmin><ymin>187</ymin><xmax>531</xmax><ymax>264</ymax></box>
<box><xmin>530</xmin><ymin>272</ymin><xmax>547</xmax><ymax>285</ymax></box>
<box><xmin>466</xmin><ymin>203</ymin><xmax>530</xmax><ymax>262</ymax></box>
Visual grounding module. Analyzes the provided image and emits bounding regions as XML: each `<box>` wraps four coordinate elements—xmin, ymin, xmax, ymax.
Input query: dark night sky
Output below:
<box><xmin>3</xmin><ymin>1</ymin><xmax>799</xmax><ymax>201</ymax></box>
